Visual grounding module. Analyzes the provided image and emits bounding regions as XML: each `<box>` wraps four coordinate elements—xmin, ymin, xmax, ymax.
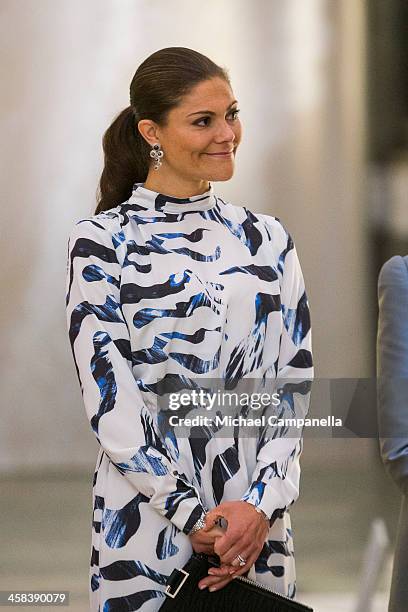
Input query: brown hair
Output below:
<box><xmin>95</xmin><ymin>47</ymin><xmax>230</xmax><ymax>213</ymax></box>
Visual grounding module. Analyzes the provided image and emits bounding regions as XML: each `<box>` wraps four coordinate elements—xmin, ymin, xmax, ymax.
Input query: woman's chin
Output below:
<box><xmin>206</xmin><ymin>165</ymin><xmax>235</xmax><ymax>182</ymax></box>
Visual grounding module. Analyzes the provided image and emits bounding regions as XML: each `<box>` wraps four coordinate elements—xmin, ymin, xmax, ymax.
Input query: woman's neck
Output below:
<box><xmin>143</xmin><ymin>170</ymin><xmax>210</xmax><ymax>199</ymax></box>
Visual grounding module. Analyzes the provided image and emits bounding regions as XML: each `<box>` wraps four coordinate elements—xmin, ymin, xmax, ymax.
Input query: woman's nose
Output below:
<box><xmin>214</xmin><ymin>120</ymin><xmax>236</xmax><ymax>143</ymax></box>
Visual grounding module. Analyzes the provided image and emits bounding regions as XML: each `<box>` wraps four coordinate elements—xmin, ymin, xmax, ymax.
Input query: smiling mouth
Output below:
<box><xmin>205</xmin><ymin>150</ymin><xmax>235</xmax><ymax>156</ymax></box>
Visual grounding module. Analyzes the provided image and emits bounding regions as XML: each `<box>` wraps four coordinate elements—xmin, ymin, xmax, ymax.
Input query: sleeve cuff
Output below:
<box><xmin>239</xmin><ymin>451</ymin><xmax>301</xmax><ymax>523</ymax></box>
<box><xmin>240</xmin><ymin>481</ymin><xmax>290</xmax><ymax>524</ymax></box>
<box><xmin>148</xmin><ymin>461</ymin><xmax>207</xmax><ymax>534</ymax></box>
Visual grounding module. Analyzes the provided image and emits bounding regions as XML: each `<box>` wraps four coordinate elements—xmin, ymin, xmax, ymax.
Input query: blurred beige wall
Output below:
<box><xmin>0</xmin><ymin>0</ymin><xmax>371</xmax><ymax>471</ymax></box>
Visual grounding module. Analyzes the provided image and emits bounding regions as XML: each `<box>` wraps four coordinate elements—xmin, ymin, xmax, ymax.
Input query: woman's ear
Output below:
<box><xmin>137</xmin><ymin>119</ymin><xmax>160</xmax><ymax>147</ymax></box>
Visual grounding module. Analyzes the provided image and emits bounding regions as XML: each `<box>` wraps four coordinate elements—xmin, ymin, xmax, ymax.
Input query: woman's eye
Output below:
<box><xmin>195</xmin><ymin>116</ymin><xmax>210</xmax><ymax>127</ymax></box>
<box><xmin>194</xmin><ymin>109</ymin><xmax>240</xmax><ymax>127</ymax></box>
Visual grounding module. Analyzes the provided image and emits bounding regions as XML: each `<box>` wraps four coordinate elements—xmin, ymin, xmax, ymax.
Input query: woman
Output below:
<box><xmin>377</xmin><ymin>255</ymin><xmax>408</xmax><ymax>611</ymax></box>
<box><xmin>65</xmin><ymin>47</ymin><xmax>313</xmax><ymax>611</ymax></box>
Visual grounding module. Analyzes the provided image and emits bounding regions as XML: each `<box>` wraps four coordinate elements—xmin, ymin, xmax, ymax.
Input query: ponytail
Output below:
<box><xmin>95</xmin><ymin>106</ymin><xmax>149</xmax><ymax>214</ymax></box>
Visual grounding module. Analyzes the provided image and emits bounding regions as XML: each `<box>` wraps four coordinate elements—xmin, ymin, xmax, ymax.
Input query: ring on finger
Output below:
<box><xmin>236</xmin><ymin>554</ymin><xmax>246</xmax><ymax>567</ymax></box>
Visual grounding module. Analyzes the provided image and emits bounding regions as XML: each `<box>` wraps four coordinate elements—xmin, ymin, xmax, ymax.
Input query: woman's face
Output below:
<box><xmin>140</xmin><ymin>77</ymin><xmax>242</xmax><ymax>185</ymax></box>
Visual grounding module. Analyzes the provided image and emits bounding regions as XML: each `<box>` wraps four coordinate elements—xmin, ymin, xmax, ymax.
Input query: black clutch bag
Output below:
<box><xmin>159</xmin><ymin>552</ymin><xmax>313</xmax><ymax>612</ymax></box>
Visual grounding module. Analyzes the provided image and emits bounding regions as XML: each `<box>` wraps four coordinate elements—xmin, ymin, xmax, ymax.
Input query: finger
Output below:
<box><xmin>198</xmin><ymin>574</ymin><xmax>234</xmax><ymax>591</ymax></box>
<box><xmin>230</xmin><ymin>543</ymin><xmax>255</xmax><ymax>567</ymax></box>
<box><xmin>207</xmin><ymin>565</ymin><xmax>235</xmax><ymax>577</ymax></box>
<box><xmin>191</xmin><ymin>530</ymin><xmax>219</xmax><ymax>546</ymax></box>
<box><xmin>223</xmin><ymin>539</ymin><xmax>261</xmax><ymax>573</ymax></box>
<box><xmin>229</xmin><ymin>525</ymin><xmax>268</xmax><ymax>572</ymax></box>
<box><xmin>201</xmin><ymin>514</ymin><xmax>216</xmax><ymax>531</ymax></box>
<box><xmin>199</xmin><ymin>574</ymin><xmax>227</xmax><ymax>589</ymax></box>
<box><xmin>217</xmin><ymin>521</ymin><xmax>266</xmax><ymax>565</ymax></box>
<box><xmin>230</xmin><ymin>550</ymin><xmax>259</xmax><ymax>578</ymax></box>
<box><xmin>215</xmin><ymin>535</ymin><xmax>251</xmax><ymax>565</ymax></box>
<box><xmin>208</xmin><ymin>576</ymin><xmax>234</xmax><ymax>592</ymax></box>
<box><xmin>202</xmin><ymin>510</ymin><xmax>223</xmax><ymax>531</ymax></box>
<box><xmin>212</xmin><ymin>525</ymin><xmax>227</xmax><ymax>538</ymax></box>
<box><xmin>228</xmin><ymin>538</ymin><xmax>259</xmax><ymax>567</ymax></box>
<box><xmin>213</xmin><ymin>529</ymin><xmax>249</xmax><ymax>559</ymax></box>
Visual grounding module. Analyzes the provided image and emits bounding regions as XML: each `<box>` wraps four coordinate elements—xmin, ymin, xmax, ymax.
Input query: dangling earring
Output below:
<box><xmin>150</xmin><ymin>143</ymin><xmax>164</xmax><ymax>170</ymax></box>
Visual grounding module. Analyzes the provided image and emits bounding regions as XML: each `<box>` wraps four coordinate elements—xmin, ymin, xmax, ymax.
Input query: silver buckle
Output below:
<box><xmin>165</xmin><ymin>568</ymin><xmax>189</xmax><ymax>598</ymax></box>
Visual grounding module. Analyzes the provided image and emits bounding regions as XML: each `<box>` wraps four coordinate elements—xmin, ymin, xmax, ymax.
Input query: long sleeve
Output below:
<box><xmin>240</xmin><ymin>220</ymin><xmax>313</xmax><ymax>522</ymax></box>
<box><xmin>377</xmin><ymin>255</ymin><xmax>408</xmax><ymax>495</ymax></box>
<box><xmin>65</xmin><ymin>215</ymin><xmax>206</xmax><ymax>534</ymax></box>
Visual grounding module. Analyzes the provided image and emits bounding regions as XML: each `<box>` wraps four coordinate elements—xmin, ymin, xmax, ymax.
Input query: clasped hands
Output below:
<box><xmin>189</xmin><ymin>500</ymin><xmax>270</xmax><ymax>592</ymax></box>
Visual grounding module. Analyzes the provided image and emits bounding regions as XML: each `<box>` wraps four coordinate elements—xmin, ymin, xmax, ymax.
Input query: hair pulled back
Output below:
<box><xmin>95</xmin><ymin>47</ymin><xmax>230</xmax><ymax>213</ymax></box>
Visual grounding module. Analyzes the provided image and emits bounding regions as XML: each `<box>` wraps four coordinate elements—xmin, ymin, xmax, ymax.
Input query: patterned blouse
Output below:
<box><xmin>65</xmin><ymin>181</ymin><xmax>313</xmax><ymax>611</ymax></box>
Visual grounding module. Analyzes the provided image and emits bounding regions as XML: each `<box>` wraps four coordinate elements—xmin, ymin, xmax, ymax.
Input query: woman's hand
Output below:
<box><xmin>189</xmin><ymin>524</ymin><xmax>225</xmax><ymax>555</ymax></box>
<box><xmin>202</xmin><ymin>501</ymin><xmax>270</xmax><ymax>578</ymax></box>
<box><xmin>189</xmin><ymin>524</ymin><xmax>237</xmax><ymax>592</ymax></box>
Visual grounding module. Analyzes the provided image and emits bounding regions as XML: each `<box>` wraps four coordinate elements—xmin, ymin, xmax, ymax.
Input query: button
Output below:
<box><xmin>172</xmin><ymin>470</ymin><xmax>178</xmax><ymax>476</ymax></box>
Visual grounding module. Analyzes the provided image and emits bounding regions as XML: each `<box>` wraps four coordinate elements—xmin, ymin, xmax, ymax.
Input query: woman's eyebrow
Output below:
<box><xmin>187</xmin><ymin>100</ymin><xmax>238</xmax><ymax>117</ymax></box>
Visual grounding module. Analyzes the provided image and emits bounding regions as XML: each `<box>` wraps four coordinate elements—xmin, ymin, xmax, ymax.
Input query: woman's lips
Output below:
<box><xmin>205</xmin><ymin>151</ymin><xmax>234</xmax><ymax>157</ymax></box>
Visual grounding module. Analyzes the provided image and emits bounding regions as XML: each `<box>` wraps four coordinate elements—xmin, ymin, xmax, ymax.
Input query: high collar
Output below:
<box><xmin>128</xmin><ymin>182</ymin><xmax>216</xmax><ymax>213</ymax></box>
